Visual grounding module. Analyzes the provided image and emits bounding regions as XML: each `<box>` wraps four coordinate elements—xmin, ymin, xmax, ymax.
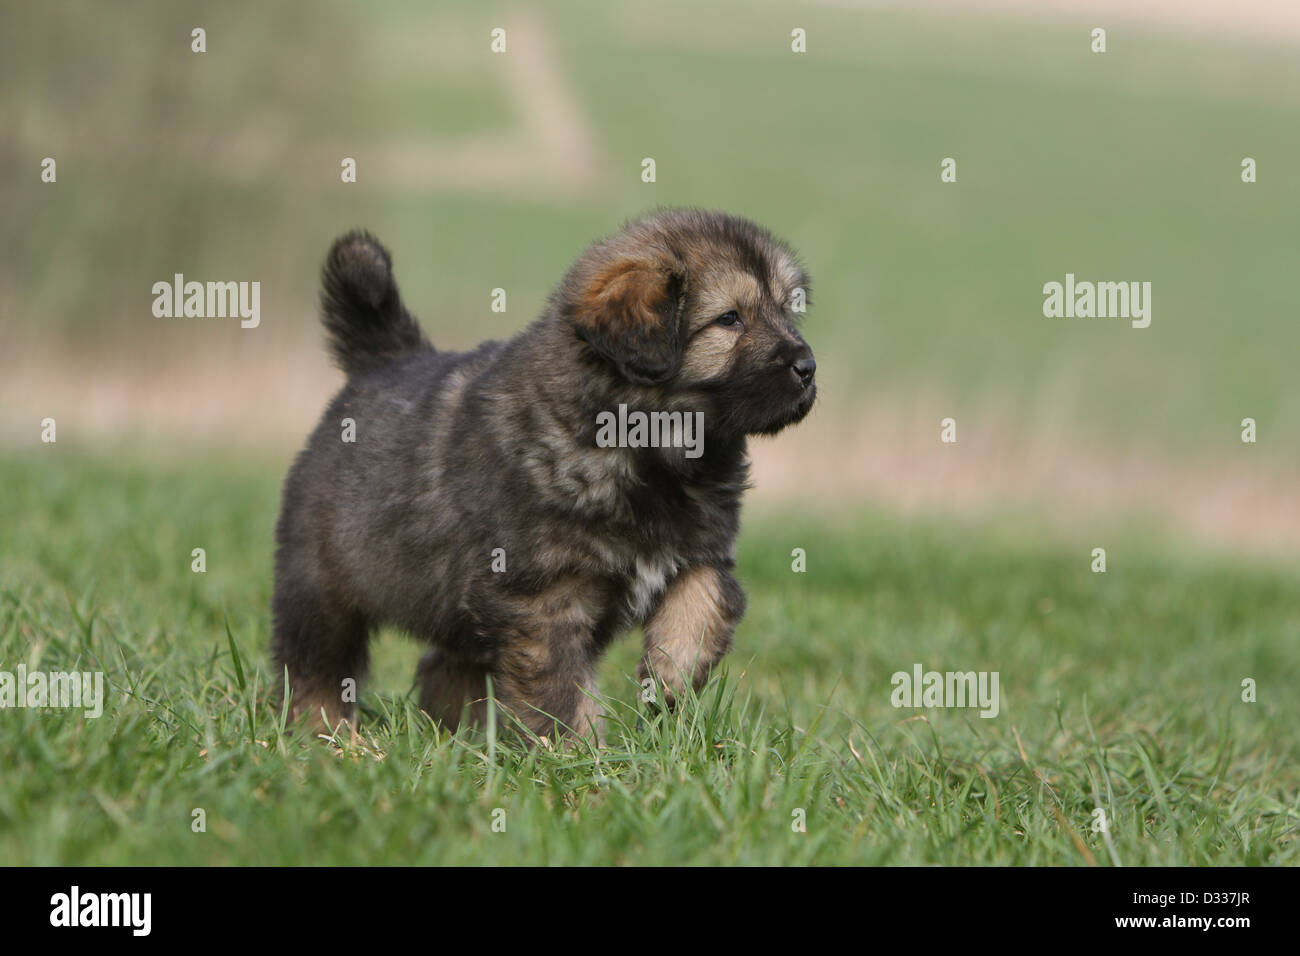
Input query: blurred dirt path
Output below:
<box><xmin>4</xmin><ymin>347</ymin><xmax>1297</xmax><ymax>556</ymax></box>
<box><xmin>829</xmin><ymin>0</ymin><xmax>1300</xmax><ymax>45</ymax></box>
<box><xmin>747</xmin><ymin>404</ymin><xmax>1300</xmax><ymax>557</ymax></box>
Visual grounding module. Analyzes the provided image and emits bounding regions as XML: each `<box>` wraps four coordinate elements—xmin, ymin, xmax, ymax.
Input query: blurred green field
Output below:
<box><xmin>0</xmin><ymin>453</ymin><xmax>1296</xmax><ymax>865</ymax></box>
<box><xmin>5</xmin><ymin>1</ymin><xmax>1300</xmax><ymax>455</ymax></box>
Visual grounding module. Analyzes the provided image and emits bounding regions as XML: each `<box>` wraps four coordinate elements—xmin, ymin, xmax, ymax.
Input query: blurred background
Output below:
<box><xmin>3</xmin><ymin>0</ymin><xmax>1298</xmax><ymax>553</ymax></box>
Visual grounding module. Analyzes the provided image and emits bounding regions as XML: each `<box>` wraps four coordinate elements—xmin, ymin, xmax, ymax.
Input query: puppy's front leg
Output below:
<box><xmin>638</xmin><ymin>566</ymin><xmax>746</xmax><ymax>709</ymax></box>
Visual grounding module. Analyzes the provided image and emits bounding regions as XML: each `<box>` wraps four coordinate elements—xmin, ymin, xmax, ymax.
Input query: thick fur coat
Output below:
<box><xmin>271</xmin><ymin>209</ymin><xmax>816</xmax><ymax>740</ymax></box>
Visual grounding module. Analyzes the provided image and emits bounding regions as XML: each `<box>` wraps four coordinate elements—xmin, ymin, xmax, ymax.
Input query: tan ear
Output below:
<box><xmin>572</xmin><ymin>258</ymin><xmax>684</xmax><ymax>385</ymax></box>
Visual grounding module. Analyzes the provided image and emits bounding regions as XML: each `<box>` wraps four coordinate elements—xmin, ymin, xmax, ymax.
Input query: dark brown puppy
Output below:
<box><xmin>271</xmin><ymin>209</ymin><xmax>816</xmax><ymax>741</ymax></box>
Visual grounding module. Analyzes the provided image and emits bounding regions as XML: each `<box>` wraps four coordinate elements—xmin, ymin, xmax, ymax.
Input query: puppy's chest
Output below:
<box><xmin>622</xmin><ymin>554</ymin><xmax>680</xmax><ymax>622</ymax></box>
<box><xmin>600</xmin><ymin>496</ymin><xmax>740</xmax><ymax>624</ymax></box>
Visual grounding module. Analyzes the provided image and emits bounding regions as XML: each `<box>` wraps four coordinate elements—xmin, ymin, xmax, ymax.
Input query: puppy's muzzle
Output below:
<box><xmin>790</xmin><ymin>350</ymin><xmax>816</xmax><ymax>389</ymax></box>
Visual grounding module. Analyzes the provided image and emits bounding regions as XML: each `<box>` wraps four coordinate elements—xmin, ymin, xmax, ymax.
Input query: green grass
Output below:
<box><xmin>2</xmin><ymin>452</ymin><xmax>1296</xmax><ymax>865</ymax></box>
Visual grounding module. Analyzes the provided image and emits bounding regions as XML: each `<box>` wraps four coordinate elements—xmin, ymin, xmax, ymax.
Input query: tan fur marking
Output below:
<box><xmin>769</xmin><ymin>254</ymin><xmax>803</xmax><ymax>302</ymax></box>
<box><xmin>579</xmin><ymin>259</ymin><xmax>669</xmax><ymax>331</ymax></box>
<box><xmin>288</xmin><ymin>687</ymin><xmax>353</xmax><ymax>734</ymax></box>
<box><xmin>567</xmin><ymin>680</ymin><xmax>605</xmax><ymax>746</ymax></box>
<box><xmin>680</xmin><ymin>327</ymin><xmax>737</xmax><ymax>382</ymax></box>
<box><xmin>639</xmin><ymin>566</ymin><xmax>737</xmax><ymax>703</ymax></box>
<box><xmin>692</xmin><ymin>269</ymin><xmax>762</xmax><ymax>330</ymax></box>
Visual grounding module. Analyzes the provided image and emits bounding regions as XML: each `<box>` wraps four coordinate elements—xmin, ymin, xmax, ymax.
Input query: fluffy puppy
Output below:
<box><xmin>271</xmin><ymin>208</ymin><xmax>816</xmax><ymax>740</ymax></box>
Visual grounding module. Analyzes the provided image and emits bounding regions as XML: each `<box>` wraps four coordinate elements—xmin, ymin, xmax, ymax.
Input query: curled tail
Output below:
<box><xmin>320</xmin><ymin>230</ymin><xmax>430</xmax><ymax>375</ymax></box>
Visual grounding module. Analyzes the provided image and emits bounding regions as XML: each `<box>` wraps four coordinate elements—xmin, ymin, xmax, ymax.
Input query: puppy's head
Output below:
<box><xmin>560</xmin><ymin>209</ymin><xmax>816</xmax><ymax>439</ymax></box>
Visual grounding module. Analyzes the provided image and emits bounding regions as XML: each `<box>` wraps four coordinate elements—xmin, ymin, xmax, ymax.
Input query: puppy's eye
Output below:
<box><xmin>715</xmin><ymin>311</ymin><xmax>742</xmax><ymax>328</ymax></box>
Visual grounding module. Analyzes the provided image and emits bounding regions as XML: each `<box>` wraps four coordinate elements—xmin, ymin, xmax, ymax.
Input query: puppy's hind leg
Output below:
<box><xmin>270</xmin><ymin>583</ymin><xmax>371</xmax><ymax>732</ymax></box>
<box><xmin>416</xmin><ymin>648</ymin><xmax>488</xmax><ymax>732</ymax></box>
<box><xmin>493</xmin><ymin>643</ymin><xmax>605</xmax><ymax>747</ymax></box>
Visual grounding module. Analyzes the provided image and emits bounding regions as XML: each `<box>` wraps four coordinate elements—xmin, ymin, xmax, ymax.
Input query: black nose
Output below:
<box><xmin>791</xmin><ymin>353</ymin><xmax>816</xmax><ymax>387</ymax></box>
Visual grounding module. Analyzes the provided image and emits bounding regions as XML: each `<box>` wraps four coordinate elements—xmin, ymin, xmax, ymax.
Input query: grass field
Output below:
<box><xmin>2</xmin><ymin>452</ymin><xmax>1295</xmax><ymax>865</ymax></box>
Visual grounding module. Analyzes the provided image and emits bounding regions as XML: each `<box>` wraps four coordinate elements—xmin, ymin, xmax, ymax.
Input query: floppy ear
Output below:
<box><xmin>571</xmin><ymin>258</ymin><xmax>685</xmax><ymax>386</ymax></box>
